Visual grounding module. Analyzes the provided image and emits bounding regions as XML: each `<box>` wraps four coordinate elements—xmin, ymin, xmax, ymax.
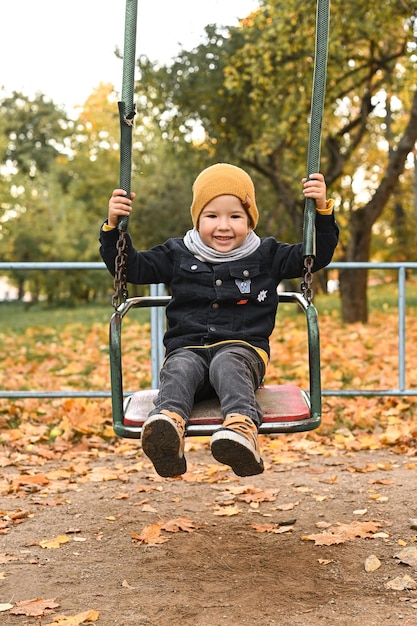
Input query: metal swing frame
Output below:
<box><xmin>109</xmin><ymin>292</ymin><xmax>322</xmax><ymax>439</ymax></box>
<box><xmin>109</xmin><ymin>0</ymin><xmax>330</xmax><ymax>439</ymax></box>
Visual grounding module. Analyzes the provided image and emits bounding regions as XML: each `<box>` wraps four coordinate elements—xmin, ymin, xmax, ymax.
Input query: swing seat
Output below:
<box><xmin>109</xmin><ymin>292</ymin><xmax>322</xmax><ymax>439</ymax></box>
<box><xmin>122</xmin><ymin>384</ymin><xmax>312</xmax><ymax>436</ymax></box>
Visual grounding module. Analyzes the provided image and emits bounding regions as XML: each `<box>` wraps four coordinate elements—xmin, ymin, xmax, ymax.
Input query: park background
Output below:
<box><xmin>1</xmin><ymin>3</ymin><xmax>417</xmax><ymax>625</ymax></box>
<box><xmin>0</xmin><ymin>0</ymin><xmax>416</xmax><ymax>444</ymax></box>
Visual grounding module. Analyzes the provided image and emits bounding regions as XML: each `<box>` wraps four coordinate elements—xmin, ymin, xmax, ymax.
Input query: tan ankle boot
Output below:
<box><xmin>210</xmin><ymin>413</ymin><xmax>264</xmax><ymax>477</ymax></box>
<box><xmin>141</xmin><ymin>411</ymin><xmax>186</xmax><ymax>478</ymax></box>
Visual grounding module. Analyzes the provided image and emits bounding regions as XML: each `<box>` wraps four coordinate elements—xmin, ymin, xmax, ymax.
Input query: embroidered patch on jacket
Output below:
<box><xmin>236</xmin><ymin>299</ymin><xmax>248</xmax><ymax>305</ymax></box>
<box><xmin>235</xmin><ymin>278</ymin><xmax>251</xmax><ymax>294</ymax></box>
<box><xmin>257</xmin><ymin>289</ymin><xmax>268</xmax><ymax>302</ymax></box>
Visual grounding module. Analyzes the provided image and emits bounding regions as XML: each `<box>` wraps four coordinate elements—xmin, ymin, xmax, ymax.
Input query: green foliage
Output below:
<box><xmin>0</xmin><ymin>92</ymin><xmax>72</xmax><ymax>176</ymax></box>
<box><xmin>135</xmin><ymin>0</ymin><xmax>417</xmax><ymax>246</ymax></box>
<box><xmin>0</xmin><ymin>2</ymin><xmax>416</xmax><ymax>317</ymax></box>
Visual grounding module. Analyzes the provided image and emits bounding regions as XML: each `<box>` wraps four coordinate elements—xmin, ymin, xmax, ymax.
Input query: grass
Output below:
<box><xmin>280</xmin><ymin>280</ymin><xmax>417</xmax><ymax>318</ymax></box>
<box><xmin>0</xmin><ymin>300</ymin><xmax>150</xmax><ymax>333</ymax></box>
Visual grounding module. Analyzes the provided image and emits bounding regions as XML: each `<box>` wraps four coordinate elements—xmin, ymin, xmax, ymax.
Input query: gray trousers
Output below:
<box><xmin>150</xmin><ymin>343</ymin><xmax>266</xmax><ymax>428</ymax></box>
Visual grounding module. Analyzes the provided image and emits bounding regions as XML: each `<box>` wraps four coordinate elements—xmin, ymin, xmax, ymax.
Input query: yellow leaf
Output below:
<box><xmin>213</xmin><ymin>505</ymin><xmax>242</xmax><ymax>517</ymax></box>
<box><xmin>49</xmin><ymin>608</ymin><xmax>100</xmax><ymax>624</ymax></box>
<box><xmin>39</xmin><ymin>535</ymin><xmax>71</xmax><ymax>549</ymax></box>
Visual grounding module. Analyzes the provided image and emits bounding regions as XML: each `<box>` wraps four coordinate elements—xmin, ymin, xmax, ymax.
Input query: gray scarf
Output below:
<box><xmin>183</xmin><ymin>228</ymin><xmax>260</xmax><ymax>264</ymax></box>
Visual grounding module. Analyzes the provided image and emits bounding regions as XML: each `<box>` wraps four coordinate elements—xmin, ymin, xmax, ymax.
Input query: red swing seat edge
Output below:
<box><xmin>123</xmin><ymin>383</ymin><xmax>311</xmax><ymax>428</ymax></box>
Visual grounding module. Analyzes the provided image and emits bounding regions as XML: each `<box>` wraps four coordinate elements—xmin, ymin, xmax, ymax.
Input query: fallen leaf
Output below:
<box><xmin>39</xmin><ymin>535</ymin><xmax>71</xmax><ymax>549</ymax></box>
<box><xmin>301</xmin><ymin>531</ymin><xmax>345</xmax><ymax>546</ymax></box>
<box><xmin>47</xmin><ymin>608</ymin><xmax>99</xmax><ymax>624</ymax></box>
<box><xmin>122</xmin><ymin>579</ymin><xmax>136</xmax><ymax>589</ymax></box>
<box><xmin>319</xmin><ymin>475</ymin><xmax>338</xmax><ymax>484</ymax></box>
<box><xmin>13</xmin><ymin>475</ymin><xmax>50</xmax><ymax>487</ymax></box>
<box><xmin>237</xmin><ymin>488</ymin><xmax>278</xmax><ymax>504</ymax></box>
<box><xmin>385</xmin><ymin>575</ymin><xmax>417</xmax><ymax>591</ymax></box>
<box><xmin>395</xmin><ymin>546</ymin><xmax>417</xmax><ymax>567</ymax></box>
<box><xmin>0</xmin><ymin>603</ymin><xmax>13</xmax><ymax>612</ymax></box>
<box><xmin>251</xmin><ymin>523</ymin><xmax>293</xmax><ymax>534</ymax></box>
<box><xmin>141</xmin><ymin>504</ymin><xmax>157</xmax><ymax>513</ymax></box>
<box><xmin>10</xmin><ymin>597</ymin><xmax>59</xmax><ymax>617</ymax></box>
<box><xmin>3</xmin><ymin>509</ymin><xmax>31</xmax><ymax>522</ymax></box>
<box><xmin>161</xmin><ymin>517</ymin><xmax>201</xmax><ymax>533</ymax></box>
<box><xmin>302</xmin><ymin>521</ymin><xmax>381</xmax><ymax>546</ymax></box>
<box><xmin>131</xmin><ymin>523</ymin><xmax>168</xmax><ymax>545</ymax></box>
<box><xmin>274</xmin><ymin>502</ymin><xmax>299</xmax><ymax>511</ymax></box>
<box><xmin>213</xmin><ymin>505</ymin><xmax>242</xmax><ymax>517</ymax></box>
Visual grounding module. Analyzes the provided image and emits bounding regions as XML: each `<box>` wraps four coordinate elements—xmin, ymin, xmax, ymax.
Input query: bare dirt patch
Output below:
<box><xmin>1</xmin><ymin>437</ymin><xmax>417</xmax><ymax>625</ymax></box>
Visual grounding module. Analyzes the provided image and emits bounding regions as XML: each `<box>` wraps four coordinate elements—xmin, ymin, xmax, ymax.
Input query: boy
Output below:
<box><xmin>100</xmin><ymin>163</ymin><xmax>339</xmax><ymax>478</ymax></box>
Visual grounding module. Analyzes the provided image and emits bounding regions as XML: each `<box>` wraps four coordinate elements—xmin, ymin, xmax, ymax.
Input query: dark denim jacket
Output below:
<box><xmin>99</xmin><ymin>213</ymin><xmax>339</xmax><ymax>357</ymax></box>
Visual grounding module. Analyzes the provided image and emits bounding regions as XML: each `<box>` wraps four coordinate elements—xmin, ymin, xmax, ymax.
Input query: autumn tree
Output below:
<box><xmin>134</xmin><ymin>0</ymin><xmax>417</xmax><ymax>322</ymax></box>
<box><xmin>0</xmin><ymin>85</ymin><xmax>196</xmax><ymax>303</ymax></box>
<box><xmin>0</xmin><ymin>89</ymin><xmax>118</xmax><ymax>302</ymax></box>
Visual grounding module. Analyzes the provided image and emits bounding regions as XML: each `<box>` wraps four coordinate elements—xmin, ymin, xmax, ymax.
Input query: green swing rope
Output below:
<box><xmin>301</xmin><ymin>0</ymin><xmax>330</xmax><ymax>303</ymax></box>
<box><xmin>112</xmin><ymin>0</ymin><xmax>330</xmax><ymax>308</ymax></box>
<box><xmin>112</xmin><ymin>0</ymin><xmax>138</xmax><ymax>308</ymax></box>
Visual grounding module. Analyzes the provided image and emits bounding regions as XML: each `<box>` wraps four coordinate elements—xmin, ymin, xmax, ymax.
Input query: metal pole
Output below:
<box><xmin>118</xmin><ymin>0</ymin><xmax>138</xmax><ymax>232</ymax></box>
<box><xmin>303</xmin><ymin>0</ymin><xmax>330</xmax><ymax>258</ymax></box>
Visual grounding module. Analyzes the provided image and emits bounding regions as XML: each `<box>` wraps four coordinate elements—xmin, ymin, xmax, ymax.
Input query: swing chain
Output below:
<box><xmin>112</xmin><ymin>230</ymin><xmax>129</xmax><ymax>309</ymax></box>
<box><xmin>301</xmin><ymin>255</ymin><xmax>314</xmax><ymax>305</ymax></box>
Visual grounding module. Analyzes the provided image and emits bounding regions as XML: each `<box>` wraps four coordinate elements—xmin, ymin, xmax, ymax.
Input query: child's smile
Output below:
<box><xmin>198</xmin><ymin>195</ymin><xmax>251</xmax><ymax>253</ymax></box>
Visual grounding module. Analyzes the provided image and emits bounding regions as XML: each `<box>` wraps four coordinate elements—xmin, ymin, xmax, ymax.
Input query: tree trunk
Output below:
<box><xmin>339</xmin><ymin>267</ymin><xmax>368</xmax><ymax>323</ymax></box>
<box><xmin>339</xmin><ymin>208</ymin><xmax>372</xmax><ymax>323</ymax></box>
<box><xmin>338</xmin><ymin>88</ymin><xmax>417</xmax><ymax>324</ymax></box>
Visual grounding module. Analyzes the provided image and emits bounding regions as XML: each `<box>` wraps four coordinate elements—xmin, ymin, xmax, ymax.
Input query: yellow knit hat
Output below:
<box><xmin>190</xmin><ymin>163</ymin><xmax>259</xmax><ymax>228</ymax></box>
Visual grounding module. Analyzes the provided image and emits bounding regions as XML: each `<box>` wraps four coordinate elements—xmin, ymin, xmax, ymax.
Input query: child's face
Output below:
<box><xmin>198</xmin><ymin>195</ymin><xmax>252</xmax><ymax>252</ymax></box>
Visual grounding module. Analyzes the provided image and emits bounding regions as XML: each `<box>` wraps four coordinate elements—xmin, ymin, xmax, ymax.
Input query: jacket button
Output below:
<box><xmin>243</xmin><ymin>270</ymin><xmax>250</xmax><ymax>277</ymax></box>
<box><xmin>212</xmin><ymin>302</ymin><xmax>219</xmax><ymax>309</ymax></box>
<box><xmin>191</xmin><ymin>264</ymin><xmax>198</xmax><ymax>270</ymax></box>
<box><xmin>209</xmin><ymin>326</ymin><xmax>216</xmax><ymax>332</ymax></box>
<box><xmin>215</xmin><ymin>279</ymin><xmax>222</xmax><ymax>286</ymax></box>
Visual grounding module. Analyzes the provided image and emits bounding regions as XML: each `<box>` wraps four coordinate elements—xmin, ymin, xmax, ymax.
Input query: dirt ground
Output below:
<box><xmin>1</xmin><ymin>434</ymin><xmax>417</xmax><ymax>626</ymax></box>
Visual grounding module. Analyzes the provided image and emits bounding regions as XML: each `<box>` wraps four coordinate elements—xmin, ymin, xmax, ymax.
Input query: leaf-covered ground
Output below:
<box><xmin>1</xmin><ymin>312</ymin><xmax>417</xmax><ymax>625</ymax></box>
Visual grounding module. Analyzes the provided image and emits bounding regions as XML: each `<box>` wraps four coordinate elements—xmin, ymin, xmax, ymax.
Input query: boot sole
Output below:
<box><xmin>141</xmin><ymin>416</ymin><xmax>186</xmax><ymax>478</ymax></box>
<box><xmin>210</xmin><ymin>430</ymin><xmax>264</xmax><ymax>477</ymax></box>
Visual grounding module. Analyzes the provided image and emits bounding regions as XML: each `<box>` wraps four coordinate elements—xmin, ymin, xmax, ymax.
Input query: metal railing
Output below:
<box><xmin>322</xmin><ymin>262</ymin><xmax>417</xmax><ymax>397</ymax></box>
<box><xmin>0</xmin><ymin>261</ymin><xmax>416</xmax><ymax>400</ymax></box>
